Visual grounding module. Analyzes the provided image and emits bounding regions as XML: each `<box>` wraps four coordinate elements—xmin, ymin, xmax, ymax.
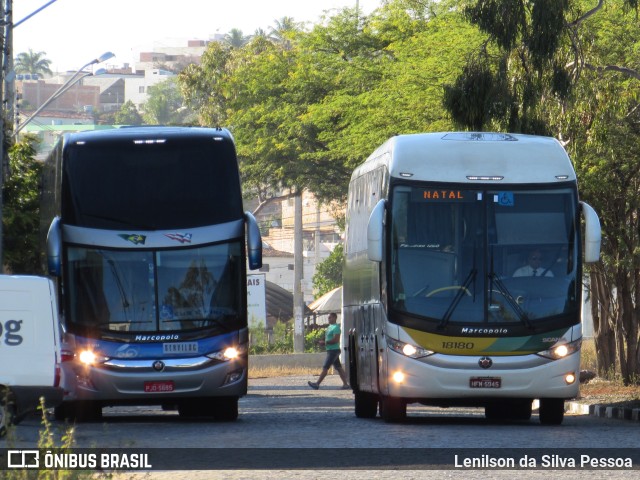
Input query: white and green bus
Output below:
<box><xmin>343</xmin><ymin>132</ymin><xmax>601</xmax><ymax>424</ymax></box>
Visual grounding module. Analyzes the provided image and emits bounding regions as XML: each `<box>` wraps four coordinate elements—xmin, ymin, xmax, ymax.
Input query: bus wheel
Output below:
<box><xmin>354</xmin><ymin>391</ymin><xmax>378</xmax><ymax>418</ymax></box>
<box><xmin>214</xmin><ymin>397</ymin><xmax>239</xmax><ymax>422</ymax></box>
<box><xmin>539</xmin><ymin>398</ymin><xmax>565</xmax><ymax>425</ymax></box>
<box><xmin>380</xmin><ymin>395</ymin><xmax>406</xmax><ymax>423</ymax></box>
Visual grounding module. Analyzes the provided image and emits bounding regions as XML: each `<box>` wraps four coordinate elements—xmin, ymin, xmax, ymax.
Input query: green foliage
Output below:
<box><xmin>4</xmin><ymin>135</ymin><xmax>43</xmax><ymax>273</ymax></box>
<box><xmin>14</xmin><ymin>49</ymin><xmax>53</xmax><ymax>76</ymax></box>
<box><xmin>114</xmin><ymin>100</ymin><xmax>143</xmax><ymax>125</ymax></box>
<box><xmin>249</xmin><ymin>321</ymin><xmax>293</xmax><ymax>354</ymax></box>
<box><xmin>249</xmin><ymin>322</ymin><xmax>327</xmax><ymax>353</ymax></box>
<box><xmin>305</xmin><ymin>327</ymin><xmax>326</xmax><ymax>352</ymax></box>
<box><xmin>464</xmin><ymin>0</ymin><xmax>526</xmax><ymax>51</ymax></box>
<box><xmin>312</xmin><ymin>244</ymin><xmax>344</xmax><ymax>297</ymax></box>
<box><xmin>143</xmin><ymin>78</ymin><xmax>193</xmax><ymax>125</ymax></box>
<box><xmin>178</xmin><ymin>4</ymin><xmax>481</xmax><ymax>203</ymax></box>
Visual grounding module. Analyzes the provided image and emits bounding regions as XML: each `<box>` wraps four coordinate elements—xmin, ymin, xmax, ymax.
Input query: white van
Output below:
<box><xmin>0</xmin><ymin>275</ymin><xmax>63</xmax><ymax>435</ymax></box>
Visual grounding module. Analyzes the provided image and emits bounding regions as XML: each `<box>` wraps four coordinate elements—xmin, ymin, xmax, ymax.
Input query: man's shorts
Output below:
<box><xmin>322</xmin><ymin>349</ymin><xmax>342</xmax><ymax>370</ymax></box>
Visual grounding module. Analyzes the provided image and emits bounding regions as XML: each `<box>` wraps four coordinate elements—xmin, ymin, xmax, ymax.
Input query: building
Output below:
<box><xmin>251</xmin><ymin>190</ymin><xmax>343</xmax><ymax>305</ymax></box>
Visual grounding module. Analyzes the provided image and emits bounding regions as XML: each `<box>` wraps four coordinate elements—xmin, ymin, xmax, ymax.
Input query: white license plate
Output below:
<box><xmin>470</xmin><ymin>377</ymin><xmax>501</xmax><ymax>388</ymax></box>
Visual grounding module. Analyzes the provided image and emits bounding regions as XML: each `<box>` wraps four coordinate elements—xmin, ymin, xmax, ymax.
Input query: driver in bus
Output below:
<box><xmin>513</xmin><ymin>249</ymin><xmax>554</xmax><ymax>277</ymax></box>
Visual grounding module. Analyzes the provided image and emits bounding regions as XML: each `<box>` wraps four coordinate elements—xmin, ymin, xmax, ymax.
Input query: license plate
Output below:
<box><xmin>470</xmin><ymin>377</ymin><xmax>501</xmax><ymax>388</ymax></box>
<box><xmin>144</xmin><ymin>381</ymin><xmax>175</xmax><ymax>393</ymax></box>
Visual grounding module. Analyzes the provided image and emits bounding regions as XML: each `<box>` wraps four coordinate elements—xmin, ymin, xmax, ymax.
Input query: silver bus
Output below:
<box><xmin>42</xmin><ymin>127</ymin><xmax>262</xmax><ymax>421</ymax></box>
<box><xmin>343</xmin><ymin>132</ymin><xmax>601</xmax><ymax>424</ymax></box>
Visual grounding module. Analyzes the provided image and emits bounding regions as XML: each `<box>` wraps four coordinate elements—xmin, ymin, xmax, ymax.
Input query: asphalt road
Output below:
<box><xmin>3</xmin><ymin>374</ymin><xmax>640</xmax><ymax>479</ymax></box>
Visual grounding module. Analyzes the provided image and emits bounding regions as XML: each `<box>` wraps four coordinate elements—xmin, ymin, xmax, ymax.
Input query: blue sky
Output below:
<box><xmin>15</xmin><ymin>0</ymin><xmax>381</xmax><ymax>72</ymax></box>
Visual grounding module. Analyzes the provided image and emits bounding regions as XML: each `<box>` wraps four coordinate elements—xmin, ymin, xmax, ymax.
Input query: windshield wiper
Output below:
<box><xmin>489</xmin><ymin>273</ymin><xmax>534</xmax><ymax>329</ymax></box>
<box><xmin>438</xmin><ymin>268</ymin><xmax>477</xmax><ymax>330</ymax></box>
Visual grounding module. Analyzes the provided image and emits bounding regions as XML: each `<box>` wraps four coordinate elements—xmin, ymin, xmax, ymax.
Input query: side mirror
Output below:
<box><xmin>47</xmin><ymin>217</ymin><xmax>62</xmax><ymax>276</ymax></box>
<box><xmin>581</xmin><ymin>201</ymin><xmax>601</xmax><ymax>263</ymax></box>
<box><xmin>245</xmin><ymin>211</ymin><xmax>263</xmax><ymax>270</ymax></box>
<box><xmin>367</xmin><ymin>199</ymin><xmax>386</xmax><ymax>262</ymax></box>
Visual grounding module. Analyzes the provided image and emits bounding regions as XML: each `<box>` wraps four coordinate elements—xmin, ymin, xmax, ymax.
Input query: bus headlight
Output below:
<box><xmin>78</xmin><ymin>350</ymin><xmax>109</xmax><ymax>365</ymax></box>
<box><xmin>207</xmin><ymin>344</ymin><xmax>247</xmax><ymax>362</ymax></box>
<box><xmin>537</xmin><ymin>339</ymin><xmax>581</xmax><ymax>360</ymax></box>
<box><xmin>387</xmin><ymin>337</ymin><xmax>434</xmax><ymax>359</ymax></box>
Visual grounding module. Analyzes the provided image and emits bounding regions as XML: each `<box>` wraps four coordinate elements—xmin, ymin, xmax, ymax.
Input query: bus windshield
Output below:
<box><xmin>63</xmin><ymin>136</ymin><xmax>242</xmax><ymax>230</ymax></box>
<box><xmin>389</xmin><ymin>185</ymin><xmax>579</xmax><ymax>327</ymax></box>
<box><xmin>66</xmin><ymin>242</ymin><xmax>243</xmax><ymax>334</ymax></box>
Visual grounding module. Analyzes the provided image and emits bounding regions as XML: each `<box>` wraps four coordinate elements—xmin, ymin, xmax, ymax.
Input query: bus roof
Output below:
<box><xmin>354</xmin><ymin>132</ymin><xmax>576</xmax><ymax>184</ymax></box>
<box><xmin>62</xmin><ymin>126</ymin><xmax>234</xmax><ymax>145</ymax></box>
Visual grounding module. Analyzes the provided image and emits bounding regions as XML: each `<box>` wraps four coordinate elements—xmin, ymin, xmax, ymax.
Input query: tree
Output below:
<box><xmin>447</xmin><ymin>0</ymin><xmax>640</xmax><ymax>384</ymax></box>
<box><xmin>14</xmin><ymin>49</ymin><xmax>53</xmax><ymax>76</ymax></box>
<box><xmin>269</xmin><ymin>17</ymin><xmax>302</xmax><ymax>49</ymax></box>
<box><xmin>3</xmin><ymin>135</ymin><xmax>43</xmax><ymax>273</ymax></box>
<box><xmin>143</xmin><ymin>78</ymin><xmax>192</xmax><ymax>125</ymax></box>
<box><xmin>312</xmin><ymin>244</ymin><xmax>344</xmax><ymax>297</ymax></box>
<box><xmin>115</xmin><ymin>100</ymin><xmax>143</xmax><ymax>125</ymax></box>
<box><xmin>224</xmin><ymin>29</ymin><xmax>249</xmax><ymax>48</ymax></box>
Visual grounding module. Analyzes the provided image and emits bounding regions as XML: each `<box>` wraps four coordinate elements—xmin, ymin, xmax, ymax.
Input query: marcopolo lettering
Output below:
<box><xmin>460</xmin><ymin>327</ymin><xmax>508</xmax><ymax>335</ymax></box>
<box><xmin>134</xmin><ymin>334</ymin><xmax>180</xmax><ymax>342</ymax></box>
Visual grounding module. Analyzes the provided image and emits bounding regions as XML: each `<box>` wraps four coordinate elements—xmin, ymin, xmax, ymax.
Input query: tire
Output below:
<box><xmin>379</xmin><ymin>395</ymin><xmax>406</xmax><ymax>423</ymax></box>
<box><xmin>214</xmin><ymin>397</ymin><xmax>239</xmax><ymax>422</ymax></box>
<box><xmin>539</xmin><ymin>398</ymin><xmax>565</xmax><ymax>425</ymax></box>
<box><xmin>354</xmin><ymin>391</ymin><xmax>378</xmax><ymax>418</ymax></box>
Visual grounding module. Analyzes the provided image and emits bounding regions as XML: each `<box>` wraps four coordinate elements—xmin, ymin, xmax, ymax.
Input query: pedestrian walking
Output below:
<box><xmin>308</xmin><ymin>312</ymin><xmax>350</xmax><ymax>390</ymax></box>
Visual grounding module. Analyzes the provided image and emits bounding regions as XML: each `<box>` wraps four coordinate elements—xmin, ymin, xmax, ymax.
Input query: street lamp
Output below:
<box><xmin>15</xmin><ymin>51</ymin><xmax>114</xmax><ymax>135</ymax></box>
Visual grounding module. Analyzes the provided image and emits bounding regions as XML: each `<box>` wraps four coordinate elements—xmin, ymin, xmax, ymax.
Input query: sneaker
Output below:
<box><xmin>341</xmin><ymin>385</ymin><xmax>350</xmax><ymax>390</ymax></box>
<box><xmin>308</xmin><ymin>381</ymin><xmax>319</xmax><ymax>390</ymax></box>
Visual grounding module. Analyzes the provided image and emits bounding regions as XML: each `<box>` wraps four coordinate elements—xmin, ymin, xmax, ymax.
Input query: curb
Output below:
<box><xmin>582</xmin><ymin>403</ymin><xmax>640</xmax><ymax>421</ymax></box>
<box><xmin>563</xmin><ymin>401</ymin><xmax>640</xmax><ymax>421</ymax></box>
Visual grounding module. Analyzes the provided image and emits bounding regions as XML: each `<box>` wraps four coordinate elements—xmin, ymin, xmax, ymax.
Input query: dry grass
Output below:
<box><xmin>578</xmin><ymin>338</ymin><xmax>640</xmax><ymax>407</ymax></box>
<box><xmin>249</xmin><ymin>364</ymin><xmax>315</xmax><ymax>379</ymax></box>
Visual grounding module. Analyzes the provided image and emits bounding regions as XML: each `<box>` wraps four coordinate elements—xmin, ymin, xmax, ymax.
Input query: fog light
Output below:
<box><xmin>565</xmin><ymin>373</ymin><xmax>576</xmax><ymax>385</ymax></box>
<box><xmin>223</xmin><ymin>369</ymin><xmax>244</xmax><ymax>385</ymax></box>
<box><xmin>392</xmin><ymin>371</ymin><xmax>405</xmax><ymax>383</ymax></box>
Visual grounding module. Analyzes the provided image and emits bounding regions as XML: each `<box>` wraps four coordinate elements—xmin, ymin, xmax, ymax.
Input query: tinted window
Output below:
<box><xmin>62</xmin><ymin>136</ymin><xmax>242</xmax><ymax>229</ymax></box>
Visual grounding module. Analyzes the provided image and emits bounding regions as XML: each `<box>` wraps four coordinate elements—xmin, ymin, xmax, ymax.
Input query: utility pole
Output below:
<box><xmin>293</xmin><ymin>191</ymin><xmax>305</xmax><ymax>353</ymax></box>
<box><xmin>0</xmin><ymin>0</ymin><xmax>9</xmax><ymax>272</ymax></box>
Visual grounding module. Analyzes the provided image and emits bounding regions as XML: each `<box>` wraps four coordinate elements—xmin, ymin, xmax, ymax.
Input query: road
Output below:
<box><xmin>3</xmin><ymin>374</ymin><xmax>640</xmax><ymax>479</ymax></box>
